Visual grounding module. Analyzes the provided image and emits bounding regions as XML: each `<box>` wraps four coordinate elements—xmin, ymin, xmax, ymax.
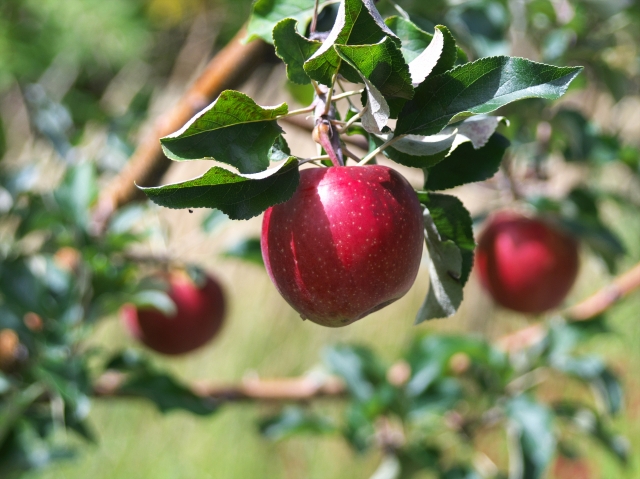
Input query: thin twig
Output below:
<box><xmin>93</xmin><ymin>371</ymin><xmax>346</xmax><ymax>403</ymax></box>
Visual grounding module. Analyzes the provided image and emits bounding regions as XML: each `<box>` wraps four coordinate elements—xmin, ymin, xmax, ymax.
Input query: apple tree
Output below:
<box><xmin>0</xmin><ymin>0</ymin><xmax>638</xmax><ymax>478</ymax></box>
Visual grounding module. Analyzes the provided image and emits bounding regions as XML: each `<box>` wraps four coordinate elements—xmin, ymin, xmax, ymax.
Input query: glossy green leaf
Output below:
<box><xmin>422</xmin><ymin>194</ymin><xmax>475</xmax><ymax>286</ymax></box>
<box><xmin>408</xmin><ymin>25</ymin><xmax>457</xmax><ymax>85</ymax></box>
<box><xmin>374</xmin><ymin>115</ymin><xmax>505</xmax><ymax>169</ymax></box>
<box><xmin>139</xmin><ymin>157</ymin><xmax>300</xmax><ymax>220</ymax></box>
<box><xmin>424</xmin><ymin>133</ymin><xmax>510</xmax><ymax>191</ymax></box>
<box><xmin>273</xmin><ymin>19</ymin><xmax>322</xmax><ymax>84</ymax></box>
<box><xmin>160</xmin><ymin>90</ymin><xmax>288</xmax><ymax>174</ymax></box>
<box><xmin>336</xmin><ymin>37</ymin><xmax>413</xmax><ymax>132</ymax></box>
<box><xmin>396</xmin><ymin>57</ymin><xmax>582</xmax><ymax>136</ymax></box>
<box><xmin>304</xmin><ymin>0</ymin><xmax>398</xmax><ymax>85</ymax></box>
<box><xmin>246</xmin><ymin>0</ymin><xmax>316</xmax><ymax>43</ymax></box>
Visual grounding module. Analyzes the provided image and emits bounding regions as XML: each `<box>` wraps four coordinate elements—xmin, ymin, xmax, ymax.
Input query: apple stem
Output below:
<box><xmin>298</xmin><ymin>155</ymin><xmax>331</xmax><ymax>166</ymax></box>
<box><xmin>310</xmin><ymin>0</ymin><xmax>320</xmax><ymax>34</ymax></box>
<box><xmin>323</xmin><ymin>73</ymin><xmax>338</xmax><ymax>116</ymax></box>
<box><xmin>284</xmin><ymin>104</ymin><xmax>318</xmax><ymax>118</ymax></box>
<box><xmin>358</xmin><ymin>134</ymin><xmax>402</xmax><ymax>165</ymax></box>
<box><xmin>337</xmin><ymin>105</ymin><xmax>367</xmax><ymax>133</ymax></box>
<box><xmin>330</xmin><ymin>89</ymin><xmax>365</xmax><ymax>102</ymax></box>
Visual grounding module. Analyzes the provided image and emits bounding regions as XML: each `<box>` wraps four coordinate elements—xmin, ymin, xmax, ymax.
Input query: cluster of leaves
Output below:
<box><xmin>141</xmin><ymin>0</ymin><xmax>582</xmax><ymax>322</ymax></box>
<box><xmin>259</xmin><ymin>320</ymin><xmax>627</xmax><ymax>479</ymax></box>
<box><xmin>0</xmin><ymin>160</ymin><xmax>187</xmax><ymax>476</ymax></box>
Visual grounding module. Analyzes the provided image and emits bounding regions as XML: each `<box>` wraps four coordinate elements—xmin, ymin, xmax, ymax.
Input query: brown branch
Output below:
<box><xmin>498</xmin><ymin>259</ymin><xmax>640</xmax><ymax>352</ymax></box>
<box><xmin>564</xmin><ymin>261</ymin><xmax>640</xmax><ymax>321</ymax></box>
<box><xmin>93</xmin><ymin>371</ymin><xmax>346</xmax><ymax>403</ymax></box>
<box><xmin>91</xmin><ymin>27</ymin><xmax>272</xmax><ymax>232</ymax></box>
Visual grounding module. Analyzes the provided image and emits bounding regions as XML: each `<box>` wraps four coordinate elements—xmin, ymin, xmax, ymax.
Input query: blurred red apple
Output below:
<box><xmin>261</xmin><ymin>165</ymin><xmax>423</xmax><ymax>327</ymax></box>
<box><xmin>121</xmin><ymin>272</ymin><xmax>225</xmax><ymax>355</ymax></box>
<box><xmin>475</xmin><ymin>211</ymin><xmax>579</xmax><ymax>314</ymax></box>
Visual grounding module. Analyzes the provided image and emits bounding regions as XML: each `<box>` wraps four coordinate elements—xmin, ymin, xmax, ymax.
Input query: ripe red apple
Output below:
<box><xmin>261</xmin><ymin>165</ymin><xmax>424</xmax><ymax>327</ymax></box>
<box><xmin>475</xmin><ymin>211</ymin><xmax>579</xmax><ymax>314</ymax></box>
<box><xmin>121</xmin><ymin>272</ymin><xmax>225</xmax><ymax>355</ymax></box>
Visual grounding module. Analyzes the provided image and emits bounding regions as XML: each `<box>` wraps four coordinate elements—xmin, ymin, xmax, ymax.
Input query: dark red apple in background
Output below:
<box><xmin>121</xmin><ymin>272</ymin><xmax>225</xmax><ymax>355</ymax></box>
<box><xmin>261</xmin><ymin>165</ymin><xmax>424</xmax><ymax>327</ymax></box>
<box><xmin>475</xmin><ymin>211</ymin><xmax>579</xmax><ymax>314</ymax></box>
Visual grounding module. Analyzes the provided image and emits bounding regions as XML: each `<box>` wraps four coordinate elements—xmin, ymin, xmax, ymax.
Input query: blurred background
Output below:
<box><xmin>1</xmin><ymin>0</ymin><xmax>640</xmax><ymax>478</ymax></box>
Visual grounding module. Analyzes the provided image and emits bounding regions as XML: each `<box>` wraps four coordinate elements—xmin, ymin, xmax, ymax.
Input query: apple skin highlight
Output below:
<box><xmin>261</xmin><ymin>165</ymin><xmax>424</xmax><ymax>327</ymax></box>
<box><xmin>475</xmin><ymin>212</ymin><xmax>579</xmax><ymax>314</ymax></box>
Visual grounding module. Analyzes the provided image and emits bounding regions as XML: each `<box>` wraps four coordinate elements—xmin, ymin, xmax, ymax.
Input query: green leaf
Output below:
<box><xmin>139</xmin><ymin>157</ymin><xmax>300</xmax><ymax>220</ymax></box>
<box><xmin>222</xmin><ymin>237</ymin><xmax>264</xmax><ymax>267</ymax></box>
<box><xmin>506</xmin><ymin>395</ymin><xmax>556</xmax><ymax>479</ymax></box>
<box><xmin>323</xmin><ymin>344</ymin><xmax>385</xmax><ymax>402</ymax></box>
<box><xmin>304</xmin><ymin>0</ymin><xmax>398</xmax><ymax>85</ymax></box>
<box><xmin>554</xmin><ymin>402</ymin><xmax>628</xmax><ymax>464</ymax></box>
<box><xmin>424</xmin><ymin>133</ymin><xmax>510</xmax><ymax>190</ymax></box>
<box><xmin>268</xmin><ymin>135</ymin><xmax>292</xmax><ymax>162</ymax></box>
<box><xmin>259</xmin><ymin>406</ymin><xmax>335</xmax><ymax>439</ymax></box>
<box><xmin>385</xmin><ymin>16</ymin><xmax>432</xmax><ymax>64</ymax></box>
<box><xmin>336</xmin><ymin>37</ymin><xmax>413</xmax><ymax>132</ymax></box>
<box><xmin>160</xmin><ymin>90</ymin><xmax>288</xmax><ymax>174</ymax></box>
<box><xmin>54</xmin><ymin>162</ymin><xmax>97</xmax><ymax>229</ymax></box>
<box><xmin>374</xmin><ymin>115</ymin><xmax>506</xmax><ymax>169</ymax></box>
<box><xmin>396</xmin><ymin>57</ymin><xmax>582</xmax><ymax>136</ymax></box>
<box><xmin>385</xmin><ymin>16</ymin><xmax>467</xmax><ymax>67</ymax></box>
<box><xmin>408</xmin><ymin>25</ymin><xmax>457</xmax><ymax>86</ymax></box>
<box><xmin>246</xmin><ymin>0</ymin><xmax>316</xmax><ymax>43</ymax></box>
<box><xmin>273</xmin><ymin>19</ymin><xmax>322</xmax><ymax>84</ymax></box>
<box><xmin>119</xmin><ymin>372</ymin><xmax>218</xmax><ymax>416</ymax></box>
<box><xmin>422</xmin><ymin>194</ymin><xmax>475</xmax><ymax>286</ymax></box>
<box><xmin>416</xmin><ymin>207</ymin><xmax>463</xmax><ymax>323</ymax></box>
<box><xmin>128</xmin><ymin>290</ymin><xmax>176</xmax><ymax>316</ymax></box>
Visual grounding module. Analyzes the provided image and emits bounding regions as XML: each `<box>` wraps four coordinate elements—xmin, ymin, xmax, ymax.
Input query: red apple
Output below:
<box><xmin>475</xmin><ymin>211</ymin><xmax>579</xmax><ymax>314</ymax></box>
<box><xmin>121</xmin><ymin>272</ymin><xmax>225</xmax><ymax>355</ymax></box>
<box><xmin>261</xmin><ymin>165</ymin><xmax>424</xmax><ymax>327</ymax></box>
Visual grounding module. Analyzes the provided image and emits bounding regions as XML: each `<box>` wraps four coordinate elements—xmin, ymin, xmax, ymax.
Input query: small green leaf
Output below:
<box><xmin>139</xmin><ymin>157</ymin><xmax>300</xmax><ymax>220</ymax></box>
<box><xmin>268</xmin><ymin>135</ymin><xmax>292</xmax><ymax>162</ymax></box>
<box><xmin>374</xmin><ymin>116</ymin><xmax>506</xmax><ymax>169</ymax></box>
<box><xmin>336</xmin><ymin>37</ymin><xmax>413</xmax><ymax>133</ymax></box>
<box><xmin>129</xmin><ymin>290</ymin><xmax>176</xmax><ymax>316</ymax></box>
<box><xmin>408</xmin><ymin>25</ymin><xmax>457</xmax><ymax>85</ymax></box>
<box><xmin>417</xmin><ymin>207</ymin><xmax>463</xmax><ymax>323</ymax></box>
<box><xmin>273</xmin><ymin>19</ymin><xmax>322</xmax><ymax>84</ymax></box>
<box><xmin>259</xmin><ymin>406</ymin><xmax>335</xmax><ymax>439</ymax></box>
<box><xmin>304</xmin><ymin>0</ymin><xmax>398</xmax><ymax>85</ymax></box>
<box><xmin>396</xmin><ymin>57</ymin><xmax>582</xmax><ymax>136</ymax></box>
<box><xmin>424</xmin><ymin>133</ymin><xmax>510</xmax><ymax>191</ymax></box>
<box><xmin>160</xmin><ymin>90</ymin><xmax>288</xmax><ymax>174</ymax></box>
<box><xmin>54</xmin><ymin>162</ymin><xmax>97</xmax><ymax>229</ymax></box>
<box><xmin>323</xmin><ymin>344</ymin><xmax>385</xmax><ymax>402</ymax></box>
<box><xmin>119</xmin><ymin>372</ymin><xmax>218</xmax><ymax>416</ymax></box>
<box><xmin>555</xmin><ymin>402</ymin><xmax>629</xmax><ymax>464</ymax></box>
<box><xmin>422</xmin><ymin>194</ymin><xmax>475</xmax><ymax>286</ymax></box>
<box><xmin>506</xmin><ymin>395</ymin><xmax>556</xmax><ymax>479</ymax></box>
<box><xmin>246</xmin><ymin>0</ymin><xmax>316</xmax><ymax>43</ymax></box>
<box><xmin>222</xmin><ymin>237</ymin><xmax>264</xmax><ymax>267</ymax></box>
